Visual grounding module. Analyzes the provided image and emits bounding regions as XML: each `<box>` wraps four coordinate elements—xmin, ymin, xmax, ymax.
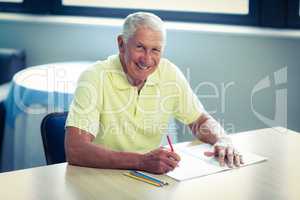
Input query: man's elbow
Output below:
<box><xmin>64</xmin><ymin>133</ymin><xmax>82</xmax><ymax>166</ymax></box>
<box><xmin>65</xmin><ymin>141</ymin><xmax>79</xmax><ymax>165</ymax></box>
<box><xmin>65</xmin><ymin>127</ymin><xmax>95</xmax><ymax>166</ymax></box>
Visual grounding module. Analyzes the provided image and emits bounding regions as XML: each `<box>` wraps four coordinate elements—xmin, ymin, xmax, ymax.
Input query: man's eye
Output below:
<box><xmin>136</xmin><ymin>45</ymin><xmax>143</xmax><ymax>49</ymax></box>
<box><xmin>153</xmin><ymin>48</ymin><xmax>161</xmax><ymax>53</ymax></box>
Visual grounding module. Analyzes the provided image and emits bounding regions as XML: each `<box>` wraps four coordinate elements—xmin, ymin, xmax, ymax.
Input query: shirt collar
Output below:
<box><xmin>109</xmin><ymin>55</ymin><xmax>160</xmax><ymax>90</ymax></box>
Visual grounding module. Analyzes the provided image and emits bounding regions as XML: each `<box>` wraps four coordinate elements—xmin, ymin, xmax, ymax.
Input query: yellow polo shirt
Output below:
<box><xmin>66</xmin><ymin>55</ymin><xmax>203</xmax><ymax>153</ymax></box>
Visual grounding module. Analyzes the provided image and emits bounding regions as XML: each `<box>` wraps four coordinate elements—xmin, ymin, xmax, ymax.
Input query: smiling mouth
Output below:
<box><xmin>136</xmin><ymin>63</ymin><xmax>150</xmax><ymax>70</ymax></box>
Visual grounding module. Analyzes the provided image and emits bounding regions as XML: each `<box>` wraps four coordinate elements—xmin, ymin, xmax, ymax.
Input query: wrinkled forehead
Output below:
<box><xmin>130</xmin><ymin>25</ymin><xmax>166</xmax><ymax>47</ymax></box>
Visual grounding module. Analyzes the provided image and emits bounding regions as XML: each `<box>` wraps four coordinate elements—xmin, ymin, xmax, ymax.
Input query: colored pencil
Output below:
<box><xmin>124</xmin><ymin>172</ymin><xmax>162</xmax><ymax>187</ymax></box>
<box><xmin>130</xmin><ymin>171</ymin><xmax>168</xmax><ymax>185</ymax></box>
<box><xmin>167</xmin><ymin>135</ymin><xmax>174</xmax><ymax>152</ymax></box>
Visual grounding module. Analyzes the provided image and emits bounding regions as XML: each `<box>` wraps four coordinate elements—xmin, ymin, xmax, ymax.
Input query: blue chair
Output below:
<box><xmin>0</xmin><ymin>48</ymin><xmax>26</xmax><ymax>85</ymax></box>
<box><xmin>0</xmin><ymin>101</ymin><xmax>6</xmax><ymax>167</ymax></box>
<box><xmin>40</xmin><ymin>112</ymin><xmax>68</xmax><ymax>165</ymax></box>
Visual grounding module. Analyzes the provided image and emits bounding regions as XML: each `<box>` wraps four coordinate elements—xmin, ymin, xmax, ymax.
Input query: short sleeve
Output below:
<box><xmin>66</xmin><ymin>67</ymin><xmax>102</xmax><ymax>137</ymax></box>
<box><xmin>173</xmin><ymin>67</ymin><xmax>204</xmax><ymax>125</ymax></box>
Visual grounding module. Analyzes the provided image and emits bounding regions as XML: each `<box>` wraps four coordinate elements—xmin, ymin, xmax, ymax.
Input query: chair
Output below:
<box><xmin>0</xmin><ymin>48</ymin><xmax>26</xmax><ymax>85</ymax></box>
<box><xmin>0</xmin><ymin>47</ymin><xmax>25</xmax><ymax>165</ymax></box>
<box><xmin>0</xmin><ymin>101</ymin><xmax>6</xmax><ymax>167</ymax></box>
<box><xmin>40</xmin><ymin>112</ymin><xmax>68</xmax><ymax>165</ymax></box>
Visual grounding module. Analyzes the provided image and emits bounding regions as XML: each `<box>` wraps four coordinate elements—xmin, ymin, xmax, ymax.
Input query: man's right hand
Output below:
<box><xmin>138</xmin><ymin>148</ymin><xmax>181</xmax><ymax>174</ymax></box>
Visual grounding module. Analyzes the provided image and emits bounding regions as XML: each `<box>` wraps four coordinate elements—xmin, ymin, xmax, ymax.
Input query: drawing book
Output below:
<box><xmin>167</xmin><ymin>143</ymin><xmax>267</xmax><ymax>181</ymax></box>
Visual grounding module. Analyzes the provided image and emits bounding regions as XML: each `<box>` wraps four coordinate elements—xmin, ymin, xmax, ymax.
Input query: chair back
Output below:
<box><xmin>41</xmin><ymin>112</ymin><xmax>68</xmax><ymax>165</ymax></box>
<box><xmin>0</xmin><ymin>101</ymin><xmax>6</xmax><ymax>165</ymax></box>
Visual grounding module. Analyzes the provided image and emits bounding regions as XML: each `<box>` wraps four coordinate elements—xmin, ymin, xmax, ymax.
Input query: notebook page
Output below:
<box><xmin>167</xmin><ymin>143</ymin><xmax>267</xmax><ymax>181</ymax></box>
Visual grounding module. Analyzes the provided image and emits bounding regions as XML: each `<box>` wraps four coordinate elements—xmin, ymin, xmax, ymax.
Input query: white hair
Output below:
<box><xmin>122</xmin><ymin>12</ymin><xmax>166</xmax><ymax>45</ymax></box>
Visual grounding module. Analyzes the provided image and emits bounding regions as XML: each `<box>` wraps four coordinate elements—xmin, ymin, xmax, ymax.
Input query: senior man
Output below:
<box><xmin>65</xmin><ymin>12</ymin><xmax>243</xmax><ymax>174</ymax></box>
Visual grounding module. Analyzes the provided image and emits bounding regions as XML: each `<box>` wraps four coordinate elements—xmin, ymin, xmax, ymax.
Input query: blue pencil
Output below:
<box><xmin>130</xmin><ymin>170</ymin><xmax>169</xmax><ymax>185</ymax></box>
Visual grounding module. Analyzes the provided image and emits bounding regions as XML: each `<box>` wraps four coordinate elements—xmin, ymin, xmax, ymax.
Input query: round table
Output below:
<box><xmin>1</xmin><ymin>61</ymin><xmax>92</xmax><ymax>172</ymax></box>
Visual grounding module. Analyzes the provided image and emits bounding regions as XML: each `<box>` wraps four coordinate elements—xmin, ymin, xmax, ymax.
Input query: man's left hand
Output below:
<box><xmin>204</xmin><ymin>137</ymin><xmax>244</xmax><ymax>168</ymax></box>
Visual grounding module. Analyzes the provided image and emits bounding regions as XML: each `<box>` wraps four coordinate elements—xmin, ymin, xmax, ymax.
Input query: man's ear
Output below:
<box><xmin>117</xmin><ymin>35</ymin><xmax>125</xmax><ymax>53</ymax></box>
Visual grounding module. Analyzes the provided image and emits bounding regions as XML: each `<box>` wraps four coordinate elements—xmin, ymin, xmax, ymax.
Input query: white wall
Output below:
<box><xmin>1</xmin><ymin>13</ymin><xmax>299</xmax><ymax>139</ymax></box>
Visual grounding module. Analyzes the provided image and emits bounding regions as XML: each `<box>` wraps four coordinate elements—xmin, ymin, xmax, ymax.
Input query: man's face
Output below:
<box><xmin>118</xmin><ymin>27</ymin><xmax>163</xmax><ymax>85</ymax></box>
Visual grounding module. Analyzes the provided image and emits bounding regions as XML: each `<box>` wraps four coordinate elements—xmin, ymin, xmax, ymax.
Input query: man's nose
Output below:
<box><xmin>142</xmin><ymin>51</ymin><xmax>153</xmax><ymax>66</ymax></box>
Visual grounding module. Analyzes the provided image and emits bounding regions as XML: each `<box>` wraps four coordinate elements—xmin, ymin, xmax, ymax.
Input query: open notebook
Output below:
<box><xmin>167</xmin><ymin>143</ymin><xmax>267</xmax><ymax>181</ymax></box>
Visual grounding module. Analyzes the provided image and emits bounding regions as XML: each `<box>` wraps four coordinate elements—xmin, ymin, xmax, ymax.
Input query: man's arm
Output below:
<box><xmin>188</xmin><ymin>113</ymin><xmax>243</xmax><ymax>167</ymax></box>
<box><xmin>188</xmin><ymin>112</ymin><xmax>227</xmax><ymax>145</ymax></box>
<box><xmin>65</xmin><ymin>126</ymin><xmax>180</xmax><ymax>174</ymax></box>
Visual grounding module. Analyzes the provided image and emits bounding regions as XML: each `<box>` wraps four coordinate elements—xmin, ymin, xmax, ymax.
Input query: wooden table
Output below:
<box><xmin>0</xmin><ymin>127</ymin><xmax>299</xmax><ymax>200</ymax></box>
